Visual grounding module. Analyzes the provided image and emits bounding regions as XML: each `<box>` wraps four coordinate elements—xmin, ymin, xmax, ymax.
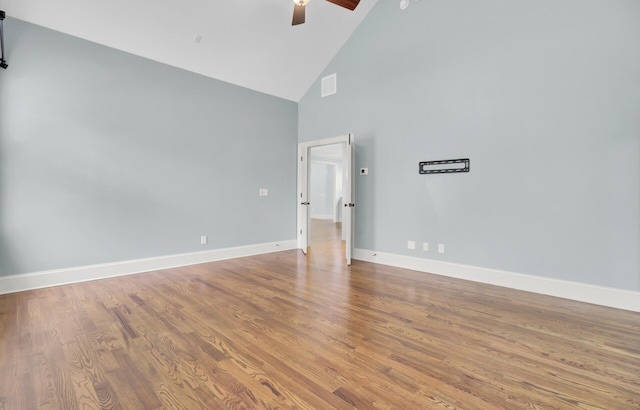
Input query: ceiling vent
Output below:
<box><xmin>321</xmin><ymin>73</ymin><xmax>337</xmax><ymax>97</ymax></box>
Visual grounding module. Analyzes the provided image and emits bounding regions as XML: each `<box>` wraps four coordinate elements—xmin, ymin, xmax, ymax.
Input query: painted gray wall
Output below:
<box><xmin>0</xmin><ymin>18</ymin><xmax>297</xmax><ymax>277</ymax></box>
<box><xmin>310</xmin><ymin>162</ymin><xmax>335</xmax><ymax>218</ymax></box>
<box><xmin>299</xmin><ymin>0</ymin><xmax>640</xmax><ymax>291</ymax></box>
<box><xmin>310</xmin><ymin>145</ymin><xmax>345</xmax><ymax>222</ymax></box>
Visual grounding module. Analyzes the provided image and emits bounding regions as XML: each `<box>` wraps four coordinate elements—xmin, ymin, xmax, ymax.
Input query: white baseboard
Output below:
<box><xmin>4</xmin><ymin>243</ymin><xmax>637</xmax><ymax>312</ymax></box>
<box><xmin>353</xmin><ymin>248</ymin><xmax>640</xmax><ymax>313</ymax></box>
<box><xmin>0</xmin><ymin>240</ymin><xmax>297</xmax><ymax>295</ymax></box>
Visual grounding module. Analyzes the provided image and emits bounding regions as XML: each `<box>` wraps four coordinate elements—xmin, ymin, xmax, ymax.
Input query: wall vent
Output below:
<box><xmin>321</xmin><ymin>73</ymin><xmax>337</xmax><ymax>97</ymax></box>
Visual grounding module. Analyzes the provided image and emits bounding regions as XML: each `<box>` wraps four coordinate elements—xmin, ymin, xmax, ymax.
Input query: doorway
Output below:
<box><xmin>297</xmin><ymin>134</ymin><xmax>354</xmax><ymax>265</ymax></box>
<box><xmin>309</xmin><ymin>145</ymin><xmax>344</xmax><ymax>260</ymax></box>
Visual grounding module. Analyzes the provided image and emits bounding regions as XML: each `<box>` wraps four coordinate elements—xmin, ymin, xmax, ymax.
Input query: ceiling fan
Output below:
<box><xmin>292</xmin><ymin>0</ymin><xmax>361</xmax><ymax>26</ymax></box>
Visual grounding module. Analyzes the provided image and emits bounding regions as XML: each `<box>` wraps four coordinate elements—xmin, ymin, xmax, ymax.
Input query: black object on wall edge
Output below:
<box><xmin>419</xmin><ymin>158</ymin><xmax>470</xmax><ymax>174</ymax></box>
<box><xmin>0</xmin><ymin>10</ymin><xmax>7</xmax><ymax>69</ymax></box>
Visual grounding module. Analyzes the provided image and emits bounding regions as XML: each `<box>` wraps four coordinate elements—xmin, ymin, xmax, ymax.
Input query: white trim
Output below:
<box><xmin>304</xmin><ymin>134</ymin><xmax>351</xmax><ymax>148</ymax></box>
<box><xmin>353</xmin><ymin>248</ymin><xmax>640</xmax><ymax>313</ymax></box>
<box><xmin>297</xmin><ymin>143</ymin><xmax>309</xmax><ymax>252</ymax></box>
<box><xmin>310</xmin><ymin>214</ymin><xmax>334</xmax><ymax>220</ymax></box>
<box><xmin>0</xmin><ymin>240</ymin><xmax>297</xmax><ymax>295</ymax></box>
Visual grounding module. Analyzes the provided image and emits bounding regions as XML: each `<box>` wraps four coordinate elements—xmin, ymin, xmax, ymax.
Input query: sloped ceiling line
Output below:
<box><xmin>0</xmin><ymin>0</ymin><xmax>379</xmax><ymax>101</ymax></box>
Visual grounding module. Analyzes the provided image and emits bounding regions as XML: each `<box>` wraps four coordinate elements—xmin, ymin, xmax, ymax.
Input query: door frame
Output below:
<box><xmin>297</xmin><ymin>133</ymin><xmax>355</xmax><ymax>264</ymax></box>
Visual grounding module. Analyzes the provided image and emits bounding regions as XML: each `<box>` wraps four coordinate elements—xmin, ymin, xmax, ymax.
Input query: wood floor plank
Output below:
<box><xmin>1</xmin><ymin>219</ymin><xmax>639</xmax><ymax>408</ymax></box>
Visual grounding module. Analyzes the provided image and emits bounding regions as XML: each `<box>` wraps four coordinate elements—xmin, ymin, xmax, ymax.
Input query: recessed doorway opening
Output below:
<box><xmin>309</xmin><ymin>143</ymin><xmax>345</xmax><ymax>263</ymax></box>
<box><xmin>297</xmin><ymin>134</ymin><xmax>354</xmax><ymax>265</ymax></box>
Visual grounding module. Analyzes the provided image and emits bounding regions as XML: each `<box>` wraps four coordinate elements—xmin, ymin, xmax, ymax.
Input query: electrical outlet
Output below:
<box><xmin>259</xmin><ymin>188</ymin><xmax>268</xmax><ymax>196</ymax></box>
<box><xmin>423</xmin><ymin>242</ymin><xmax>429</xmax><ymax>251</ymax></box>
<box><xmin>438</xmin><ymin>243</ymin><xmax>445</xmax><ymax>254</ymax></box>
<box><xmin>407</xmin><ymin>241</ymin><xmax>416</xmax><ymax>250</ymax></box>
<box><xmin>201</xmin><ymin>235</ymin><xmax>208</xmax><ymax>245</ymax></box>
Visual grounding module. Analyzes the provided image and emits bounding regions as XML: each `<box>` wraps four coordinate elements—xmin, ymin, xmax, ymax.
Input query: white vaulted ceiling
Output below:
<box><xmin>0</xmin><ymin>0</ymin><xmax>378</xmax><ymax>101</ymax></box>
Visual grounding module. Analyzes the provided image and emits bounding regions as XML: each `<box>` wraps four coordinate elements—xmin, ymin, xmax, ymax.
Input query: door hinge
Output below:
<box><xmin>344</xmin><ymin>203</ymin><xmax>355</xmax><ymax>207</ymax></box>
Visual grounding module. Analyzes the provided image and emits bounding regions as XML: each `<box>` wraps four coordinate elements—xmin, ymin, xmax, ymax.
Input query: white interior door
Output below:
<box><xmin>297</xmin><ymin>143</ymin><xmax>309</xmax><ymax>254</ymax></box>
<box><xmin>297</xmin><ymin>134</ymin><xmax>355</xmax><ymax>265</ymax></box>
<box><xmin>344</xmin><ymin>134</ymin><xmax>355</xmax><ymax>265</ymax></box>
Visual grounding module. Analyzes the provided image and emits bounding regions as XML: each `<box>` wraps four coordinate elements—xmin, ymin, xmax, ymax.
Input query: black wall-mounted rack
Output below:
<box><xmin>0</xmin><ymin>10</ymin><xmax>7</xmax><ymax>69</ymax></box>
<box><xmin>419</xmin><ymin>158</ymin><xmax>470</xmax><ymax>174</ymax></box>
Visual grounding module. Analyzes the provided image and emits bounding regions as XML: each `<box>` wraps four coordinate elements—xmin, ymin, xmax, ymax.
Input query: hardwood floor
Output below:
<box><xmin>308</xmin><ymin>218</ymin><xmax>345</xmax><ymax>260</ymax></box>
<box><xmin>1</xmin><ymin>223</ymin><xmax>639</xmax><ymax>409</ymax></box>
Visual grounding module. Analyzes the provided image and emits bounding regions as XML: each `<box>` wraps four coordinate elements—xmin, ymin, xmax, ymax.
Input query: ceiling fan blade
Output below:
<box><xmin>292</xmin><ymin>4</ymin><xmax>306</xmax><ymax>26</ymax></box>
<box><xmin>326</xmin><ymin>0</ymin><xmax>360</xmax><ymax>11</ymax></box>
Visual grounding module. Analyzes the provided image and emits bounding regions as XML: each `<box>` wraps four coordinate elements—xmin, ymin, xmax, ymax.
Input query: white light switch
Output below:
<box><xmin>407</xmin><ymin>241</ymin><xmax>416</xmax><ymax>250</ymax></box>
<box><xmin>259</xmin><ymin>188</ymin><xmax>268</xmax><ymax>196</ymax></box>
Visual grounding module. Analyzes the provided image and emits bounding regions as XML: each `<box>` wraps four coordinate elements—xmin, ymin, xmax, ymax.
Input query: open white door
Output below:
<box><xmin>297</xmin><ymin>134</ymin><xmax>355</xmax><ymax>264</ymax></box>
<box><xmin>343</xmin><ymin>134</ymin><xmax>355</xmax><ymax>265</ymax></box>
<box><xmin>297</xmin><ymin>143</ymin><xmax>309</xmax><ymax>254</ymax></box>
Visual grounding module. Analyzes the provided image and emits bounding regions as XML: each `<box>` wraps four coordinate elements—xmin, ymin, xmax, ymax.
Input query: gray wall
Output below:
<box><xmin>0</xmin><ymin>18</ymin><xmax>297</xmax><ymax>276</ymax></box>
<box><xmin>299</xmin><ymin>0</ymin><xmax>640</xmax><ymax>291</ymax></box>
<box><xmin>310</xmin><ymin>161</ymin><xmax>336</xmax><ymax>218</ymax></box>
